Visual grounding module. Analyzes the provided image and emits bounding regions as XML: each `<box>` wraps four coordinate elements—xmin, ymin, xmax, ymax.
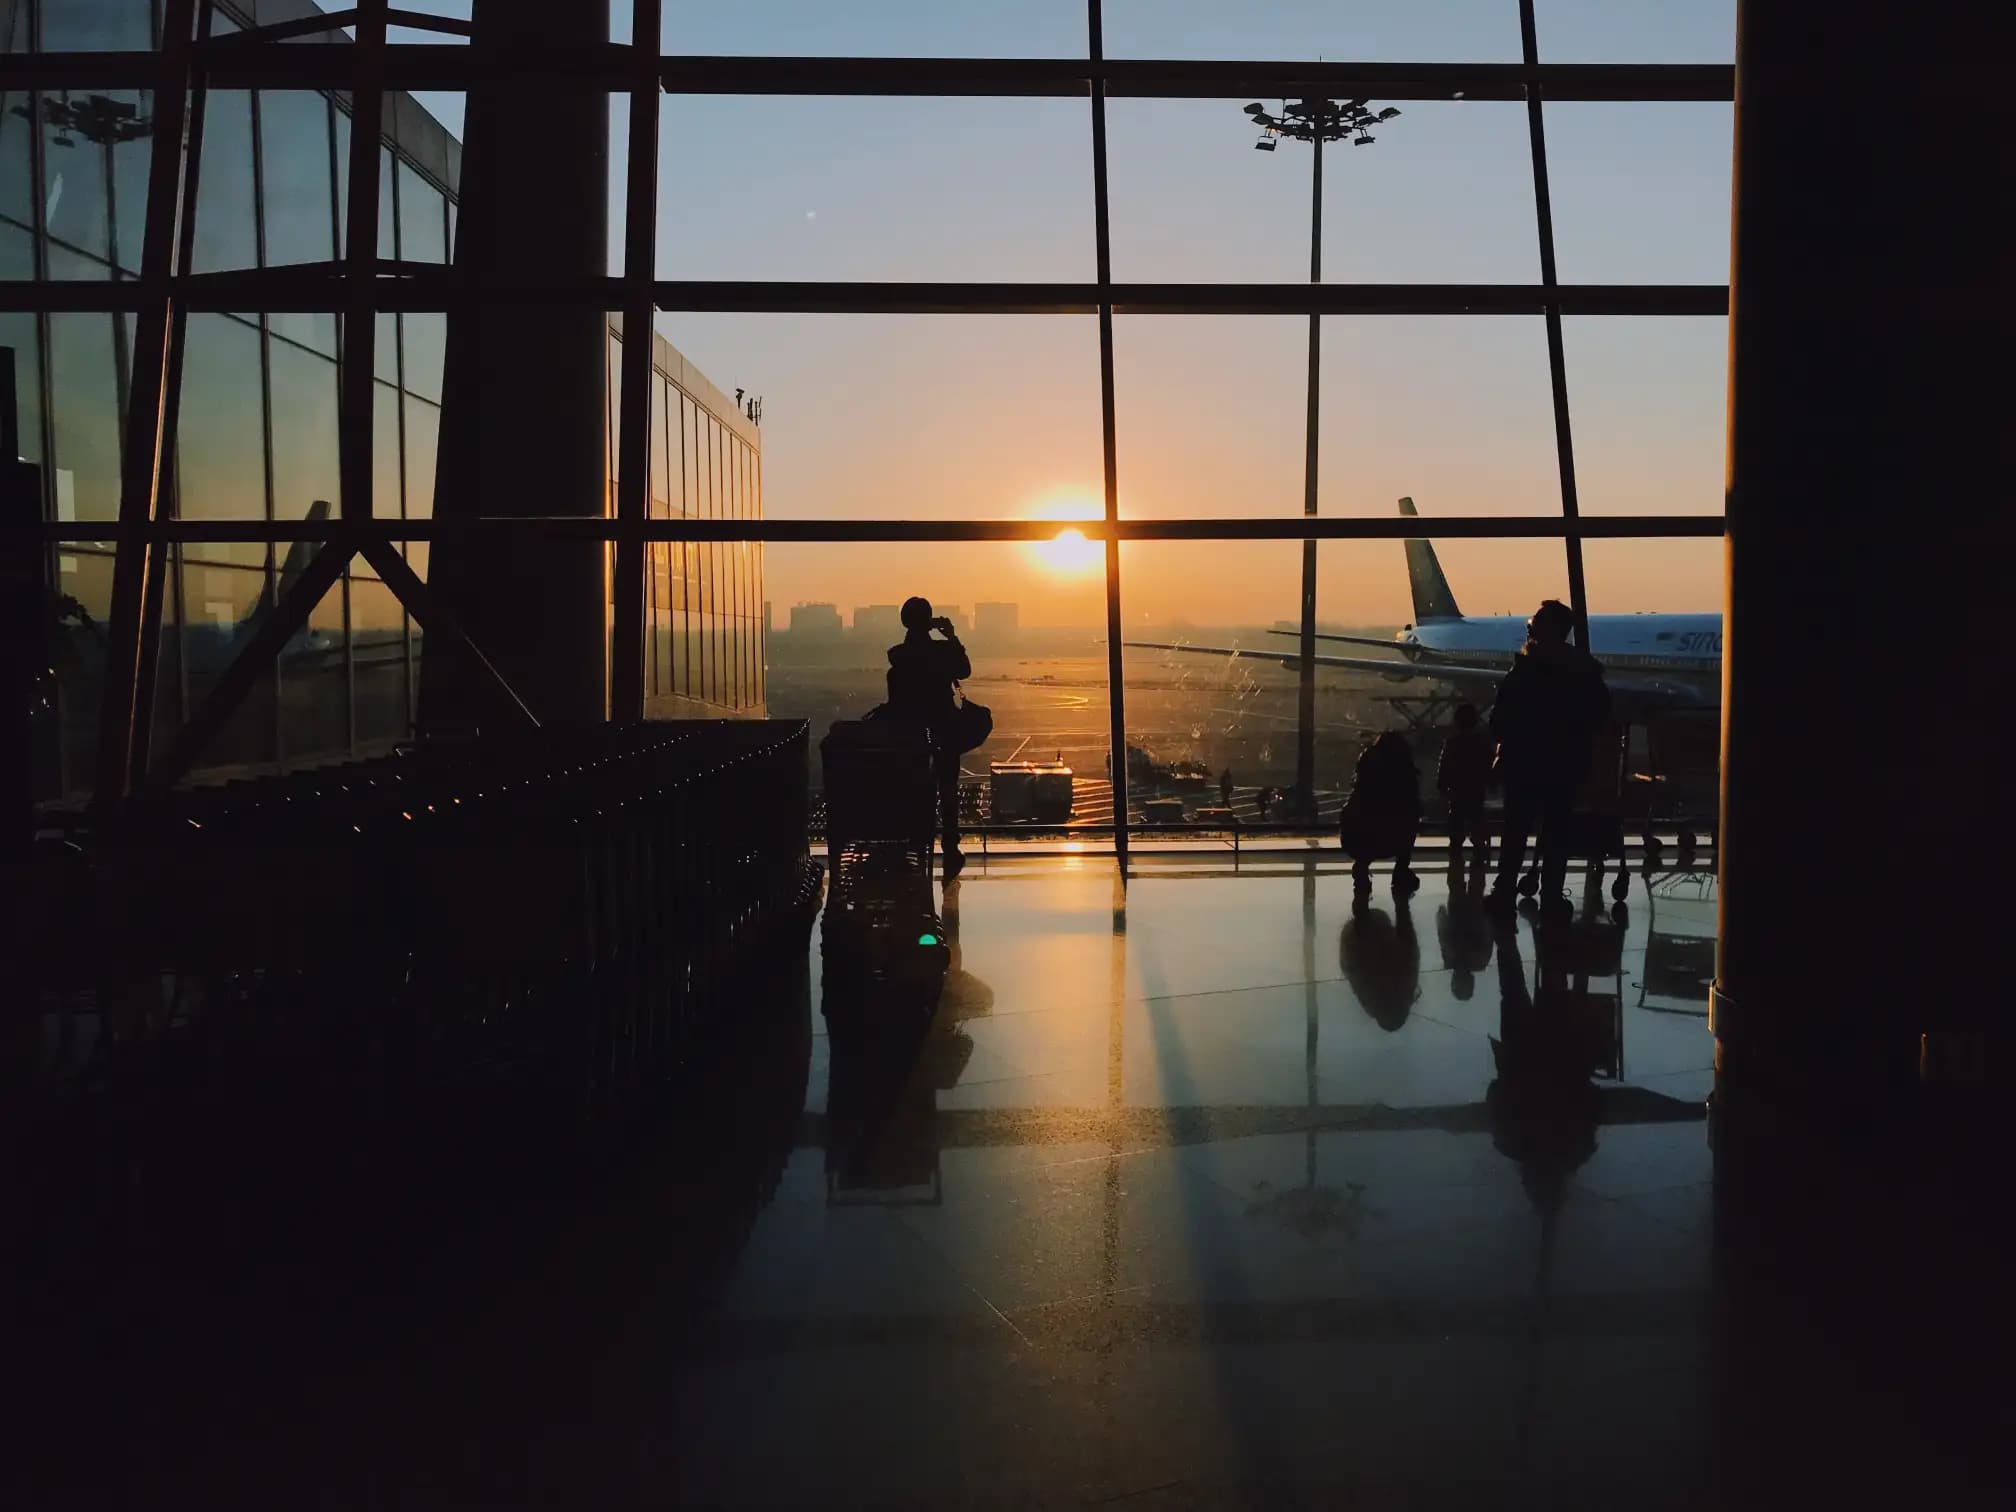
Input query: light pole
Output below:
<box><xmin>1244</xmin><ymin>98</ymin><xmax>1399</xmax><ymax>822</ymax></box>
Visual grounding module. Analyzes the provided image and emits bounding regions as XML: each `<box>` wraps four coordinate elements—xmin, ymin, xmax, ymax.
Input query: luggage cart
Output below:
<box><xmin>1518</xmin><ymin>723</ymin><xmax>1632</xmax><ymax>907</ymax></box>
<box><xmin>818</xmin><ymin>720</ymin><xmax>951</xmax><ymax>1004</ymax></box>
<box><xmin>1628</xmin><ymin>710</ymin><xmax>1720</xmax><ymax>855</ymax></box>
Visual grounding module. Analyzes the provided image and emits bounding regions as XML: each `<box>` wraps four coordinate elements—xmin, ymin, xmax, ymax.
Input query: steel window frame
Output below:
<box><xmin>0</xmin><ymin>2</ymin><xmax>1734</xmax><ymax>833</ymax></box>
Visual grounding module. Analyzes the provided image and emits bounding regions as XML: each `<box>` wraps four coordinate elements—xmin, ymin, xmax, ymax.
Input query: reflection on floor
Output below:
<box><xmin>21</xmin><ymin>855</ymin><xmax>1993</xmax><ymax>1507</ymax></box>
<box><xmin>671</xmin><ymin>855</ymin><xmax>1724</xmax><ymax>1507</ymax></box>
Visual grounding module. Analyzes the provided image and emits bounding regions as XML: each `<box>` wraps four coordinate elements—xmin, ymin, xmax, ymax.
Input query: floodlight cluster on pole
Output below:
<box><xmin>1241</xmin><ymin>97</ymin><xmax>1399</xmax><ymax>822</ymax></box>
<box><xmin>1245</xmin><ymin>98</ymin><xmax>1400</xmax><ymax>150</ymax></box>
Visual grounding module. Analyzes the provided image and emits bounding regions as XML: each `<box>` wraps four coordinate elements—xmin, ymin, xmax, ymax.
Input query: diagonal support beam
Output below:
<box><xmin>145</xmin><ymin>542</ymin><xmax>354</xmax><ymax>794</ymax></box>
<box><xmin>356</xmin><ymin>538</ymin><xmax>540</xmax><ymax>729</ymax></box>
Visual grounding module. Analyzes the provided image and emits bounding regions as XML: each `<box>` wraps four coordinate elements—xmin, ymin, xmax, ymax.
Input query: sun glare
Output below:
<box><xmin>1028</xmin><ymin>496</ymin><xmax>1104</xmax><ymax>574</ymax></box>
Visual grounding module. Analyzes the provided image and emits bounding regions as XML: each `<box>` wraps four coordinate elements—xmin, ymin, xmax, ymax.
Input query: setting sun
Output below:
<box><xmin>1027</xmin><ymin>496</ymin><xmax>1104</xmax><ymax>574</ymax></box>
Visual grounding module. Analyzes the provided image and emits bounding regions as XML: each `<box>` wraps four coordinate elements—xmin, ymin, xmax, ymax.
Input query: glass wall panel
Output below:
<box><xmin>402</xmin><ymin>394</ymin><xmax>439</xmax><ymax>584</ymax></box>
<box><xmin>192</xmin><ymin>89</ymin><xmax>257</xmax><ymax>273</ymax></box>
<box><xmin>400</xmin><ymin>312</ymin><xmax>444</xmax><ymax>401</ymax></box>
<box><xmin>175</xmin><ymin>311</ymin><xmax>267</xmax><ymax>566</ymax></box>
<box><xmin>371</xmin><ymin>377</ymin><xmax>403</xmax><ymax>524</ymax></box>
<box><xmin>0</xmin><ymin>218</ymin><xmax>31</xmax><ymax>279</ymax></box>
<box><xmin>1544</xmin><ymin>103</ymin><xmax>1735</xmax><ymax>284</ymax></box>
<box><xmin>649</xmin><ymin>374</ymin><xmax>669</xmax><ymax>514</ymax></box>
<box><xmin>0</xmin><ymin>310</ymin><xmax>46</xmax><ymax>463</ymax></box>
<box><xmin>39</xmin><ymin>1</ymin><xmax>154</xmax><ymax>51</ymax></box>
<box><xmin>656</xmin><ymin>98</ymin><xmax>1093</xmax><ymax>282</ymax></box>
<box><xmin>395</xmin><ymin>162</ymin><xmax>447</xmax><ymax>264</ymax></box>
<box><xmin>258</xmin><ymin>90</ymin><xmax>336</xmax><ymax>268</ymax></box>
<box><xmin>1</xmin><ymin>85</ymin><xmax>32</xmax><ymax>228</ymax></box>
<box><xmin>658</xmin><ymin>1</ymin><xmax>1082</xmax><ymax>56</ymax></box>
<box><xmin>265</xmin><ymin>334</ymin><xmax>342</xmax><ymax>523</ymax></box>
<box><xmin>1108</xmin><ymin>101</ymin><xmax>1536</xmax><ymax>284</ymax></box>
<box><xmin>179</xmin><ymin>557</ymin><xmax>278</xmax><ymax>772</ymax></box>
<box><xmin>662</xmin><ymin>313</ymin><xmax>1094</xmax><ymax>519</ymax></box>
<box><xmin>45</xmin><ymin>541</ymin><xmax>115</xmax><ymax>799</ymax></box>
<box><xmin>1114</xmin><ymin>316</ymin><xmax>1560</xmax><ymax>519</ymax></box>
<box><xmin>765</xmin><ymin>542</ymin><xmax>1107</xmax><ymax>810</ymax></box>
<box><xmin>39</xmin><ymin>87</ymin><xmax>154</xmax><ymax>275</ymax></box>
<box><xmin>1536</xmin><ymin>0</ymin><xmax>1736</xmax><ymax>63</ymax></box>
<box><xmin>47</xmin><ymin>309</ymin><xmax>123</xmax><ymax>524</ymax></box>
<box><xmin>1564</xmin><ymin>317</ymin><xmax>1727</xmax><ymax>516</ymax></box>
<box><xmin>350</xmin><ymin>574</ymin><xmax>409</xmax><ymax>750</ymax></box>
<box><xmin>1103</xmin><ymin>2</ymin><xmax>1519</xmax><ymax>60</ymax></box>
<box><xmin>278</xmin><ymin>557</ymin><xmax>350</xmax><ymax>764</ymax></box>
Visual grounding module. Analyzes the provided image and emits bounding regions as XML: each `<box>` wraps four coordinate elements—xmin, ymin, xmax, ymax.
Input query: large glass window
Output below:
<box><xmin>38</xmin><ymin>87</ymin><xmax>154</xmax><ymax>274</ymax></box>
<box><xmin>37</xmin><ymin>1</ymin><xmax>154</xmax><ymax>52</ymax></box>
<box><xmin>47</xmin><ymin>309</ymin><xmax>123</xmax><ymax>522</ymax></box>
<box><xmin>257</xmin><ymin>91</ymin><xmax>336</xmax><ymax>268</ymax></box>
<box><xmin>192</xmin><ymin>90</ymin><xmax>256</xmax><ymax>273</ymax></box>
<box><xmin>175</xmin><ymin>312</ymin><xmax>267</xmax><ymax>565</ymax></box>
<box><xmin>396</xmin><ymin>163</ymin><xmax>446</xmax><ymax>264</ymax></box>
<box><xmin>265</xmin><ymin>335</ymin><xmax>342</xmax><ymax>523</ymax></box>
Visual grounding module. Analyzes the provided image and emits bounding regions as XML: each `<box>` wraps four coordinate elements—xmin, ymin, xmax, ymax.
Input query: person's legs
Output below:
<box><xmin>1495</xmin><ymin>787</ymin><xmax>1537</xmax><ymax>895</ymax></box>
<box><xmin>1394</xmin><ymin>834</ymin><xmax>1420</xmax><ymax>895</ymax></box>
<box><xmin>1538</xmin><ymin>789</ymin><xmax>1572</xmax><ymax>901</ymax></box>
<box><xmin>936</xmin><ymin>753</ymin><xmax>963</xmax><ymax>871</ymax></box>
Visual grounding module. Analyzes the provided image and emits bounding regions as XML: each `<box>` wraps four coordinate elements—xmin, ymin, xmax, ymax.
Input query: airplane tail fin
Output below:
<box><xmin>1397</xmin><ymin>496</ymin><xmax>1463</xmax><ymax>623</ymax></box>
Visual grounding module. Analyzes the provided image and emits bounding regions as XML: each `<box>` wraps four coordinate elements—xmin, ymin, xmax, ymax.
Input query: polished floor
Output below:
<box><xmin>668</xmin><ymin>854</ymin><xmax>1724</xmax><ymax>1507</ymax></box>
<box><xmin>19</xmin><ymin>854</ymin><xmax>1997</xmax><ymax>1508</ymax></box>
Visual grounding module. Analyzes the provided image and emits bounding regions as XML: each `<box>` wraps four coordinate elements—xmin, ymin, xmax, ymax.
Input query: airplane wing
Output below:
<box><xmin>1299</xmin><ymin>629</ymin><xmax>1424</xmax><ymax>654</ymax></box>
<box><xmin>1125</xmin><ymin>639</ymin><xmax>1506</xmax><ymax>687</ymax></box>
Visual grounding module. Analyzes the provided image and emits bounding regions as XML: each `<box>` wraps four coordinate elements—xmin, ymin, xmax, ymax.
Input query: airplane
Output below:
<box><xmin>1125</xmin><ymin>497</ymin><xmax>1723</xmax><ymax>723</ymax></box>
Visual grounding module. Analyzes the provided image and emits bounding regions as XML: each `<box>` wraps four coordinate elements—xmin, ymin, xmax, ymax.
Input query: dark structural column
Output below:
<box><xmin>1716</xmin><ymin>1</ymin><xmax>2003</xmax><ymax>1107</ymax></box>
<box><xmin>421</xmin><ymin>0</ymin><xmax>612</xmax><ymax>732</ymax></box>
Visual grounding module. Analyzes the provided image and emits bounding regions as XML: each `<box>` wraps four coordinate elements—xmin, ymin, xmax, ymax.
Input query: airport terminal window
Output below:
<box><xmin>396</xmin><ymin>164</ymin><xmax>446</xmax><ymax>264</ymax></box>
<box><xmin>265</xmin><ymin>336</ymin><xmax>342</xmax><ymax>523</ymax></box>
<box><xmin>36</xmin><ymin>0</ymin><xmax>156</xmax><ymax>52</ymax></box>
<box><xmin>47</xmin><ymin>309</ymin><xmax>123</xmax><ymax>522</ymax></box>
<box><xmin>371</xmin><ymin>378</ymin><xmax>402</xmax><ymax>525</ymax></box>
<box><xmin>18</xmin><ymin>7</ymin><xmax>1724</xmax><ymax>807</ymax></box>
<box><xmin>175</xmin><ymin>312</ymin><xmax>267</xmax><ymax>565</ymax></box>
<box><xmin>191</xmin><ymin>89</ymin><xmax>255</xmax><ymax>274</ymax></box>
<box><xmin>257</xmin><ymin>91</ymin><xmax>336</xmax><ymax>269</ymax></box>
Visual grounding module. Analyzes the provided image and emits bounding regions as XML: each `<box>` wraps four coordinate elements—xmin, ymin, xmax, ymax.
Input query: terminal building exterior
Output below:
<box><xmin>2</xmin><ymin>0</ymin><xmax>761</xmax><ymax>799</ymax></box>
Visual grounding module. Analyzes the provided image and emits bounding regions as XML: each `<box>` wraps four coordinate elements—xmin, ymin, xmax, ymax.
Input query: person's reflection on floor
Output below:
<box><xmin>1437</xmin><ymin>851</ymin><xmax>1497</xmax><ymax>1002</ymax></box>
<box><xmin>1486</xmin><ymin>915</ymin><xmax>1600</xmax><ymax>1216</ymax></box>
<box><xmin>1340</xmin><ymin>896</ymin><xmax>1421</xmax><ymax>1032</ymax></box>
<box><xmin>822</xmin><ymin>887</ymin><xmax>992</xmax><ymax>1204</ymax></box>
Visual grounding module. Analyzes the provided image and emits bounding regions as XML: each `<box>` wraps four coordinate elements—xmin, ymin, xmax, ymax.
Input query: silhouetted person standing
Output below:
<box><xmin>1489</xmin><ymin>600</ymin><xmax>1610</xmax><ymax>912</ymax></box>
<box><xmin>1437</xmin><ymin>702</ymin><xmax>1493</xmax><ymax>864</ymax></box>
<box><xmin>1339</xmin><ymin>731</ymin><xmax>1423</xmax><ymax>898</ymax></box>
<box><xmin>886</xmin><ymin>596</ymin><xmax>973</xmax><ymax>878</ymax></box>
<box><xmin>1219</xmin><ymin>768</ymin><xmax>1234</xmax><ymax>810</ymax></box>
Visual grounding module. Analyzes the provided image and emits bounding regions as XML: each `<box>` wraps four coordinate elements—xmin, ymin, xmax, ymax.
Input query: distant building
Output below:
<box><xmin>975</xmin><ymin>602</ymin><xmax>1020</xmax><ymax>638</ymax></box>
<box><xmin>853</xmin><ymin>604</ymin><xmax>902</xmax><ymax>642</ymax></box>
<box><xmin>789</xmin><ymin>602</ymin><xmax>842</xmax><ymax>636</ymax></box>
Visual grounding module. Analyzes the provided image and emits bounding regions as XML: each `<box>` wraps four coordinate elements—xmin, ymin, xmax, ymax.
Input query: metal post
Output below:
<box><xmin>94</xmin><ymin>0</ymin><xmax>197</xmax><ymax>804</ymax></box>
<box><xmin>339</xmin><ymin>0</ymin><xmax>385</xmax><ymax>528</ymax></box>
<box><xmin>611</xmin><ymin>0</ymin><xmax>662</xmax><ymax>722</ymax></box>
<box><xmin>1519</xmin><ymin>0</ymin><xmax>1591</xmax><ymax>648</ymax></box>
<box><xmin>1088</xmin><ymin>0</ymin><xmax>1128</xmax><ymax>864</ymax></box>
<box><xmin>1296</xmin><ymin>122</ymin><xmax>1323</xmax><ymax>823</ymax></box>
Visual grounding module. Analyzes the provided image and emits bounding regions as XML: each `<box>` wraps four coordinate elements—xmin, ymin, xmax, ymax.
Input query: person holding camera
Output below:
<box><xmin>886</xmin><ymin>597</ymin><xmax>977</xmax><ymax>878</ymax></box>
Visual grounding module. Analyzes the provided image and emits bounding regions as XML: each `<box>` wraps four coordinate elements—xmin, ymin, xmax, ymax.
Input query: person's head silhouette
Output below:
<box><xmin>1453</xmin><ymin>701</ymin><xmax>1480</xmax><ymax>731</ymax></box>
<box><xmin>901</xmin><ymin>597</ymin><xmax>934</xmax><ymax>634</ymax></box>
<box><xmin>1526</xmin><ymin>598</ymin><xmax>1575</xmax><ymax>648</ymax></box>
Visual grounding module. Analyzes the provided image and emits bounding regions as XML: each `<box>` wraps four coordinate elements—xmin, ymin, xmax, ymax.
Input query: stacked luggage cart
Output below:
<box><xmin>64</xmin><ymin>721</ymin><xmax>820</xmax><ymax>1118</ymax></box>
<box><xmin>817</xmin><ymin>720</ymin><xmax>950</xmax><ymax>1009</ymax></box>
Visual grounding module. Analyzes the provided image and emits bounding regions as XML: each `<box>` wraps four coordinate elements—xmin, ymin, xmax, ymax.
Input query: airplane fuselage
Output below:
<box><xmin>1405</xmin><ymin>613</ymin><xmax>1722</xmax><ymax>709</ymax></box>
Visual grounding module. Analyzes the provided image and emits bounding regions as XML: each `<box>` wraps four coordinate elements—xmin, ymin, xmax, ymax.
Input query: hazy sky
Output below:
<box><xmin>419</xmin><ymin>1</ymin><xmax>1735</xmax><ymax>627</ymax></box>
